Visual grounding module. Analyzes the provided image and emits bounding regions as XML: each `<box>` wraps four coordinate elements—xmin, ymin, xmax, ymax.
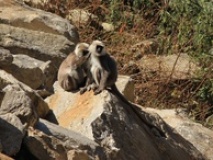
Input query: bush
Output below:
<box><xmin>158</xmin><ymin>0</ymin><xmax>213</xmax><ymax>56</ymax></box>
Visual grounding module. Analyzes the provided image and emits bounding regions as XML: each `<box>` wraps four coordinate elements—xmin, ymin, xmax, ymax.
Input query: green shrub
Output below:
<box><xmin>158</xmin><ymin>0</ymin><xmax>213</xmax><ymax>56</ymax></box>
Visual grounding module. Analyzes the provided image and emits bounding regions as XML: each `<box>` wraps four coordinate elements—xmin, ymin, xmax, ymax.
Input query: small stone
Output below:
<box><xmin>101</xmin><ymin>23</ymin><xmax>115</xmax><ymax>32</ymax></box>
<box><xmin>0</xmin><ymin>47</ymin><xmax>13</xmax><ymax>66</ymax></box>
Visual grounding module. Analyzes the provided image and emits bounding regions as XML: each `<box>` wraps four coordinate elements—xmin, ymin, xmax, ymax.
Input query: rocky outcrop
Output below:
<box><xmin>0</xmin><ymin>114</ymin><xmax>25</xmax><ymax>156</ymax></box>
<box><xmin>45</xmin><ymin>75</ymin><xmax>135</xmax><ymax>130</ymax></box>
<box><xmin>2</xmin><ymin>54</ymin><xmax>57</xmax><ymax>91</ymax></box>
<box><xmin>0</xmin><ymin>88</ymin><xmax>38</xmax><ymax>126</ymax></box>
<box><xmin>45</xmin><ymin>77</ymin><xmax>206</xmax><ymax>160</ymax></box>
<box><xmin>0</xmin><ymin>0</ymin><xmax>79</xmax><ymax>156</ymax></box>
<box><xmin>0</xmin><ymin>0</ymin><xmax>79</xmax><ymax>68</ymax></box>
<box><xmin>145</xmin><ymin>108</ymin><xmax>213</xmax><ymax>160</ymax></box>
<box><xmin>0</xmin><ymin>70</ymin><xmax>51</xmax><ymax>156</ymax></box>
<box><xmin>24</xmin><ymin>127</ymin><xmax>68</xmax><ymax>160</ymax></box>
<box><xmin>34</xmin><ymin>119</ymin><xmax>106</xmax><ymax>159</ymax></box>
<box><xmin>0</xmin><ymin>70</ymin><xmax>49</xmax><ymax>120</ymax></box>
<box><xmin>0</xmin><ymin>0</ymin><xmax>212</xmax><ymax>160</ymax></box>
<box><xmin>3</xmin><ymin>54</ymin><xmax>44</xmax><ymax>90</ymax></box>
<box><xmin>0</xmin><ymin>0</ymin><xmax>79</xmax><ymax>93</ymax></box>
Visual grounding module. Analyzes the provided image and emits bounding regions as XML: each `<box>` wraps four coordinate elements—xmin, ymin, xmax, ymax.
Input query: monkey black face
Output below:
<box><xmin>82</xmin><ymin>50</ymin><xmax>89</xmax><ymax>56</ymax></box>
<box><xmin>96</xmin><ymin>45</ymin><xmax>103</xmax><ymax>54</ymax></box>
<box><xmin>89</xmin><ymin>40</ymin><xmax>106</xmax><ymax>56</ymax></box>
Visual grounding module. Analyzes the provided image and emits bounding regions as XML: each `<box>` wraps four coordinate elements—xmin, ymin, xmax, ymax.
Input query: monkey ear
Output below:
<box><xmin>96</xmin><ymin>45</ymin><xmax>103</xmax><ymax>53</ymax></box>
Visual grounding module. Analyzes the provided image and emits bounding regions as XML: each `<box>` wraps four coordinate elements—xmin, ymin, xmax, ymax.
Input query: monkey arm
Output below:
<box><xmin>79</xmin><ymin>69</ymin><xmax>96</xmax><ymax>94</ymax></box>
<box><xmin>94</xmin><ymin>70</ymin><xmax>110</xmax><ymax>95</ymax></box>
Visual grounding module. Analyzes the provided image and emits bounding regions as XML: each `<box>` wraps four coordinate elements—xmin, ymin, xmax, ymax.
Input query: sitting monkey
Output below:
<box><xmin>57</xmin><ymin>43</ymin><xmax>90</xmax><ymax>92</ymax></box>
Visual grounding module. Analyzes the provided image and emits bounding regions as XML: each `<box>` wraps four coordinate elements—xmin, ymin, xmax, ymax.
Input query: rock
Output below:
<box><xmin>45</xmin><ymin>75</ymin><xmax>135</xmax><ymax>131</ymax></box>
<box><xmin>66</xmin><ymin>9</ymin><xmax>98</xmax><ymax>26</ymax></box>
<box><xmin>2</xmin><ymin>54</ymin><xmax>44</xmax><ymax>90</ymax></box>
<box><xmin>0</xmin><ymin>0</ymin><xmax>79</xmax><ymax>43</ymax></box>
<box><xmin>0</xmin><ymin>47</ymin><xmax>13</xmax><ymax>67</ymax></box>
<box><xmin>35</xmin><ymin>119</ymin><xmax>106</xmax><ymax>159</ymax></box>
<box><xmin>67</xmin><ymin>150</ymin><xmax>91</xmax><ymax>160</ymax></box>
<box><xmin>0</xmin><ymin>113</ymin><xmax>25</xmax><ymax>156</ymax></box>
<box><xmin>0</xmin><ymin>88</ymin><xmax>38</xmax><ymax>126</ymax></box>
<box><xmin>46</xmin><ymin>78</ymin><xmax>205</xmax><ymax>159</ymax></box>
<box><xmin>2</xmin><ymin>54</ymin><xmax>57</xmax><ymax>91</ymax></box>
<box><xmin>131</xmin><ymin>39</ymin><xmax>160</xmax><ymax>55</ymax></box>
<box><xmin>0</xmin><ymin>24</ymin><xmax>73</xmax><ymax>68</ymax></box>
<box><xmin>101</xmin><ymin>23</ymin><xmax>114</xmax><ymax>32</ymax></box>
<box><xmin>24</xmin><ymin>127</ymin><xmax>67</xmax><ymax>160</ymax></box>
<box><xmin>0</xmin><ymin>0</ymin><xmax>79</xmax><ymax>67</ymax></box>
<box><xmin>140</xmin><ymin>53</ymin><xmax>200</xmax><ymax>80</ymax></box>
<box><xmin>206</xmin><ymin>115</ymin><xmax>213</xmax><ymax>127</ymax></box>
<box><xmin>0</xmin><ymin>70</ymin><xmax>50</xmax><ymax>121</ymax></box>
<box><xmin>0</xmin><ymin>70</ymin><xmax>20</xmax><ymax>89</ymax></box>
<box><xmin>19</xmin><ymin>0</ymin><xmax>47</xmax><ymax>8</ymax></box>
<box><xmin>114</xmin><ymin>75</ymin><xmax>135</xmax><ymax>102</ymax></box>
<box><xmin>145</xmin><ymin>108</ymin><xmax>213</xmax><ymax>160</ymax></box>
<box><xmin>0</xmin><ymin>153</ymin><xmax>14</xmax><ymax>160</ymax></box>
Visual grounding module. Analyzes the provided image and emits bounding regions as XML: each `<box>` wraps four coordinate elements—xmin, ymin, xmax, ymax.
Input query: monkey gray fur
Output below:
<box><xmin>82</xmin><ymin>40</ymin><xmax>166</xmax><ymax>138</ymax></box>
<box><xmin>57</xmin><ymin>43</ymin><xmax>90</xmax><ymax>92</ymax></box>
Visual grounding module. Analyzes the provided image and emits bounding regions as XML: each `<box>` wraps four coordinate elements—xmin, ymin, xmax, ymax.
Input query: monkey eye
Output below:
<box><xmin>82</xmin><ymin>50</ymin><xmax>89</xmax><ymax>56</ymax></box>
<box><xmin>96</xmin><ymin>45</ymin><xmax>103</xmax><ymax>53</ymax></box>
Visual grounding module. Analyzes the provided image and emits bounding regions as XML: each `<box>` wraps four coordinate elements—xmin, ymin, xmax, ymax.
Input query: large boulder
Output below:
<box><xmin>145</xmin><ymin>108</ymin><xmax>213</xmax><ymax>160</ymax></box>
<box><xmin>139</xmin><ymin>53</ymin><xmax>200</xmax><ymax>80</ymax></box>
<box><xmin>0</xmin><ymin>70</ymin><xmax>50</xmax><ymax>123</ymax></box>
<box><xmin>0</xmin><ymin>87</ymin><xmax>38</xmax><ymax>126</ymax></box>
<box><xmin>35</xmin><ymin>119</ymin><xmax>107</xmax><ymax>159</ymax></box>
<box><xmin>46</xmin><ymin>75</ymin><xmax>135</xmax><ymax>130</ymax></box>
<box><xmin>46</xmin><ymin>76</ymin><xmax>205</xmax><ymax>160</ymax></box>
<box><xmin>2</xmin><ymin>54</ymin><xmax>44</xmax><ymax>90</ymax></box>
<box><xmin>24</xmin><ymin>127</ymin><xmax>67</xmax><ymax>160</ymax></box>
<box><xmin>0</xmin><ymin>0</ymin><xmax>79</xmax><ymax>68</ymax></box>
<box><xmin>0</xmin><ymin>114</ymin><xmax>25</xmax><ymax>156</ymax></box>
<box><xmin>2</xmin><ymin>54</ymin><xmax>57</xmax><ymax>91</ymax></box>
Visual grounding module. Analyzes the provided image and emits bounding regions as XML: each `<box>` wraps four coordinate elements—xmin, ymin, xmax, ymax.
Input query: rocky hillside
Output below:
<box><xmin>0</xmin><ymin>0</ymin><xmax>213</xmax><ymax>160</ymax></box>
<box><xmin>25</xmin><ymin>0</ymin><xmax>213</xmax><ymax>128</ymax></box>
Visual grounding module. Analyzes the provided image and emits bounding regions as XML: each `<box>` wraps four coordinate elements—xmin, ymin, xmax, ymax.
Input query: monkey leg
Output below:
<box><xmin>94</xmin><ymin>71</ymin><xmax>110</xmax><ymax>95</ymax></box>
<box><xmin>79</xmin><ymin>73</ymin><xmax>96</xmax><ymax>94</ymax></box>
<box><xmin>80</xmin><ymin>83</ymin><xmax>98</xmax><ymax>94</ymax></box>
<box><xmin>79</xmin><ymin>87</ymin><xmax>87</xmax><ymax>94</ymax></box>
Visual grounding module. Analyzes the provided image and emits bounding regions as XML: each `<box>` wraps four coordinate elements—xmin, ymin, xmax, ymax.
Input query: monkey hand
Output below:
<box><xmin>79</xmin><ymin>87</ymin><xmax>87</xmax><ymax>94</ymax></box>
<box><xmin>93</xmin><ymin>88</ymin><xmax>102</xmax><ymax>95</ymax></box>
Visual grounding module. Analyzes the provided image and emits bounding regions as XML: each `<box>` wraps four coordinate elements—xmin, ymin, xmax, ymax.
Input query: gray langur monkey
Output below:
<box><xmin>87</xmin><ymin>40</ymin><xmax>118</xmax><ymax>95</ymax></box>
<box><xmin>85</xmin><ymin>40</ymin><xmax>129</xmax><ymax>99</ymax></box>
<box><xmin>57</xmin><ymin>42</ymin><xmax>90</xmax><ymax>92</ymax></box>
<box><xmin>84</xmin><ymin>40</ymin><xmax>166</xmax><ymax>138</ymax></box>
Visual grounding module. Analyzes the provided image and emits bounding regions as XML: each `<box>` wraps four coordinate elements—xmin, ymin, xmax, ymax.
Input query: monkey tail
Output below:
<box><xmin>107</xmin><ymin>84</ymin><xmax>166</xmax><ymax>138</ymax></box>
<box><xmin>108</xmin><ymin>84</ymin><xmax>132</xmax><ymax>106</ymax></box>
